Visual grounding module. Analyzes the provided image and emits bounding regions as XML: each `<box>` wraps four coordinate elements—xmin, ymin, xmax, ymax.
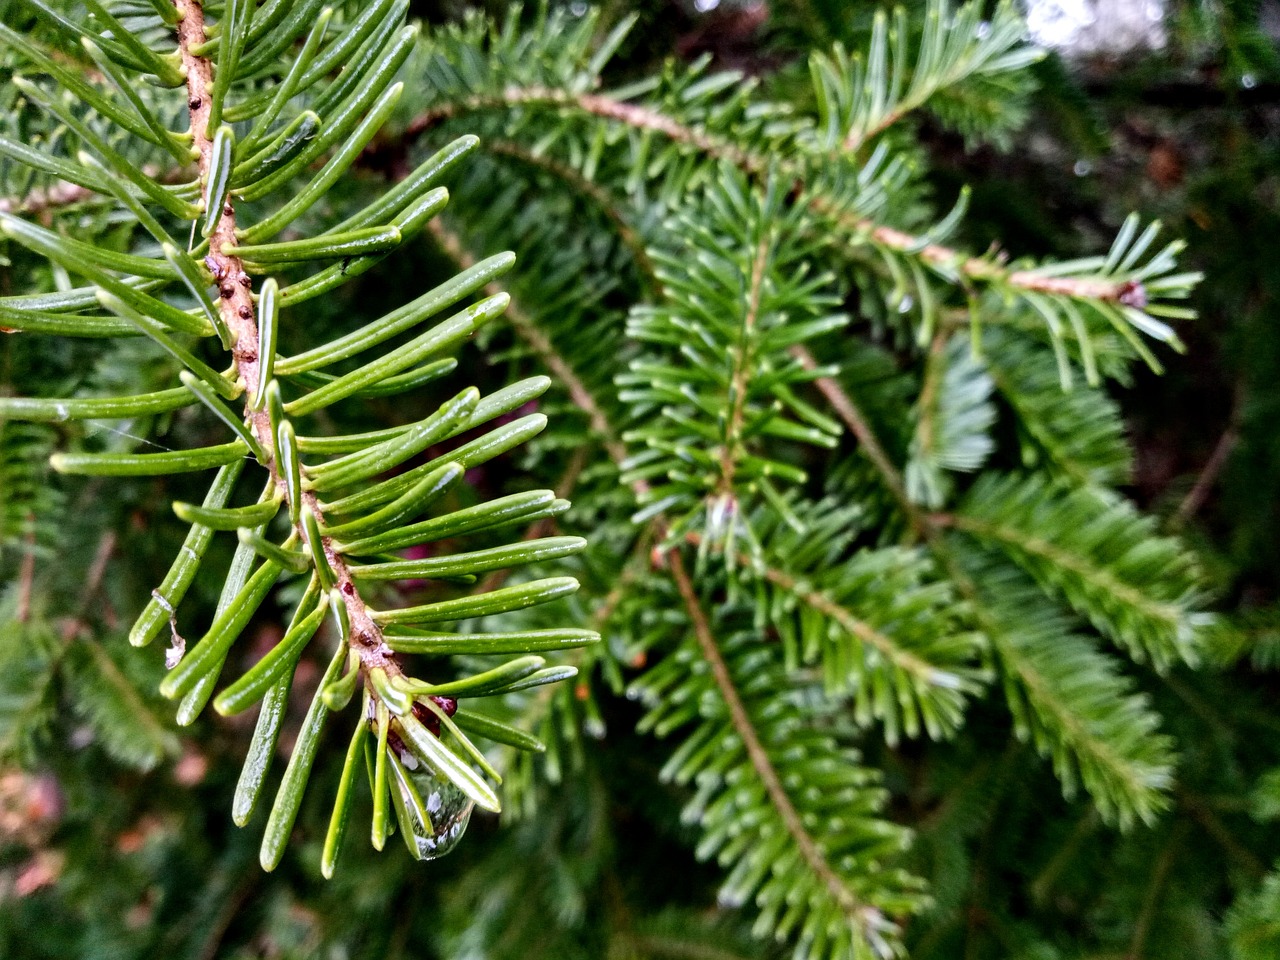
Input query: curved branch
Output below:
<box><xmin>4</xmin><ymin>83</ymin><xmax>1140</xmax><ymax>305</ymax></box>
<box><xmin>0</xmin><ymin>181</ymin><xmax>99</xmax><ymax>217</ymax></box>
<box><xmin>938</xmin><ymin>512</ymin><xmax>1183</xmax><ymax>629</ymax></box>
<box><xmin>404</xmin><ymin>86</ymin><xmax>1139</xmax><ymax>303</ymax></box>
<box><xmin>717</xmin><ymin>233</ymin><xmax>769</xmax><ymax>497</ymax></box>
<box><xmin>484</xmin><ymin>139</ymin><xmax>660</xmax><ymax>293</ymax></box>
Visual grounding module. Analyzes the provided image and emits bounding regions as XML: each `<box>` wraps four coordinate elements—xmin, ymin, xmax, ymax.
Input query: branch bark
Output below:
<box><xmin>175</xmin><ymin>0</ymin><xmax>398</xmax><ymax>688</ymax></box>
<box><xmin>405</xmin><ymin>86</ymin><xmax>1141</xmax><ymax>304</ymax></box>
<box><xmin>667</xmin><ymin>548</ymin><xmax>879</xmax><ymax>929</ymax></box>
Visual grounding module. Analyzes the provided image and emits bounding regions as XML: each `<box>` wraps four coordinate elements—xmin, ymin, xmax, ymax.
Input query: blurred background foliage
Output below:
<box><xmin>2</xmin><ymin>1</ymin><xmax>1280</xmax><ymax>958</ymax></box>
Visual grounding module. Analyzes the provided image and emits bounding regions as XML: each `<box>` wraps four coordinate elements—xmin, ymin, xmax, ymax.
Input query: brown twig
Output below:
<box><xmin>484</xmin><ymin>140</ymin><xmax>661</xmax><ymax>294</ymax></box>
<box><xmin>427</xmin><ymin>219</ymin><xmax>631</xmax><ymax>468</ymax></box>
<box><xmin>404</xmin><ymin>87</ymin><xmax>755</xmax><ymax>172</ymax></box>
<box><xmin>790</xmin><ymin>344</ymin><xmax>922</xmax><ymax>533</ymax></box>
<box><xmin>667</xmin><ymin>548</ymin><xmax>880</xmax><ymax>931</ymax></box>
<box><xmin>0</xmin><ymin>182</ymin><xmax>101</xmax><ymax>218</ymax></box>
<box><xmin>477</xmin><ymin>446</ymin><xmax>588</xmax><ymax>594</ymax></box>
<box><xmin>175</xmin><ymin>0</ymin><xmax>397</xmax><ymax>686</ymax></box>
<box><xmin>0</xmin><ymin>164</ymin><xmax>191</xmax><ymax>220</ymax></box>
<box><xmin>15</xmin><ymin>517</ymin><xmax>36</xmax><ymax>623</ymax></box>
<box><xmin>717</xmin><ymin>234</ymin><xmax>770</xmax><ymax>497</ymax></box>
<box><xmin>436</xmin><ymin>213</ymin><xmax>885</xmax><ymax>930</ymax></box>
<box><xmin>57</xmin><ymin>530</ymin><xmax>118</xmax><ymax>642</ymax></box>
<box><xmin>1125</xmin><ymin>822</ymin><xmax>1186</xmax><ymax>960</ymax></box>
<box><xmin>4</xmin><ymin>88</ymin><xmax>1140</xmax><ymax>305</ymax></box>
<box><xmin>404</xmin><ymin>87</ymin><xmax>1141</xmax><ymax>304</ymax></box>
<box><xmin>1173</xmin><ymin>387</ymin><xmax>1244</xmax><ymax>527</ymax></box>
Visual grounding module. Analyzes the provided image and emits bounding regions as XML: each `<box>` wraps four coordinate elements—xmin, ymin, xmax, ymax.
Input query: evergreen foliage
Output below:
<box><xmin>0</xmin><ymin>0</ymin><xmax>596</xmax><ymax>878</ymax></box>
<box><xmin>0</xmin><ymin>2</ymin><xmax>1265</xmax><ymax>959</ymax></box>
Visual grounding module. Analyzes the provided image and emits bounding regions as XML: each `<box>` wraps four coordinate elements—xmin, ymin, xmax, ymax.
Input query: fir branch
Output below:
<box><xmin>761</xmin><ymin>560</ymin><xmax>970</xmax><ymax>698</ymax></box>
<box><xmin>67</xmin><ymin>638</ymin><xmax>180</xmax><ymax>771</ymax></box>
<box><xmin>404</xmin><ymin>87</ymin><xmax>1145</xmax><ymax>305</ymax></box>
<box><xmin>1173</xmin><ymin>385</ymin><xmax>1243</xmax><ymax>527</ymax></box>
<box><xmin>0</xmin><ymin>163</ymin><xmax>189</xmax><ymax>216</ymax></box>
<box><xmin>15</xmin><ymin>521</ymin><xmax>34</xmax><ymax>624</ymax></box>
<box><xmin>686</xmin><ymin>527</ymin><xmax>979</xmax><ymax>735</ymax></box>
<box><xmin>983</xmin><ymin>328</ymin><xmax>1132</xmax><ymax>486</ymax></box>
<box><xmin>0</xmin><ymin>180</ymin><xmax>99</xmax><ymax>216</ymax></box>
<box><xmin>939</xmin><ymin>473</ymin><xmax>1204</xmax><ymax>668</ymax></box>
<box><xmin>717</xmin><ymin>233</ymin><xmax>770</xmax><ymax>499</ymax></box>
<box><xmin>905</xmin><ymin>333</ymin><xmax>996</xmax><ymax>508</ymax></box>
<box><xmin>667</xmin><ymin>549</ymin><xmax>883</xmax><ymax>942</ymax></box>
<box><xmin>787</xmin><ymin>346</ymin><xmax>1181</xmax><ymax>821</ymax></box>
<box><xmin>405</xmin><ymin>86</ymin><xmax>755</xmax><ymax>171</ymax></box>
<box><xmin>175</xmin><ymin>0</ymin><xmax>398</xmax><ymax>685</ymax></box>
<box><xmin>484</xmin><ymin>139</ymin><xmax>659</xmax><ymax>292</ymax></box>
<box><xmin>1228</xmin><ymin>868</ymin><xmax>1280</xmax><ymax>960</ymax></box>
<box><xmin>953</xmin><ymin>548</ymin><xmax>1176</xmax><ymax>826</ymax></box>
<box><xmin>791</xmin><ymin>345</ymin><xmax>920</xmax><ymax>526</ymax></box>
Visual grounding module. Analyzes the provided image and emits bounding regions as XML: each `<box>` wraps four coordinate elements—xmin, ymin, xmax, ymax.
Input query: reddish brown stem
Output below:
<box><xmin>667</xmin><ymin>548</ymin><xmax>878</xmax><ymax>930</ymax></box>
<box><xmin>175</xmin><ymin>0</ymin><xmax>396</xmax><ymax>680</ymax></box>
<box><xmin>406</xmin><ymin>87</ymin><xmax>1141</xmax><ymax>304</ymax></box>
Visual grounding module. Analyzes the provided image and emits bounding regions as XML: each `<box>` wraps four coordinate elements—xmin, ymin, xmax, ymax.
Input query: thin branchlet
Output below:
<box><xmin>435</xmin><ymin>219</ymin><xmax>884</xmax><ymax>933</ymax></box>
<box><xmin>428</xmin><ymin>219</ymin><xmax>631</xmax><ymax>467</ymax></box>
<box><xmin>667</xmin><ymin>548</ymin><xmax>880</xmax><ymax>929</ymax></box>
<box><xmin>174</xmin><ymin>0</ymin><xmax>400</xmax><ymax>685</ymax></box>
<box><xmin>404</xmin><ymin>86</ymin><xmax>1143</xmax><ymax>304</ymax></box>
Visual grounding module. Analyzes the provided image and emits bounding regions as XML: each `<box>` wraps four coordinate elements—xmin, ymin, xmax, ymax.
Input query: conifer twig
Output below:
<box><xmin>477</xmin><ymin>446</ymin><xmax>588</xmax><ymax>594</ymax></box>
<box><xmin>435</xmin><ymin>211</ymin><xmax>893</xmax><ymax>925</ymax></box>
<box><xmin>485</xmin><ymin>140</ymin><xmax>659</xmax><ymax>293</ymax></box>
<box><xmin>0</xmin><ymin>182</ymin><xmax>99</xmax><ymax>217</ymax></box>
<box><xmin>175</xmin><ymin>0</ymin><xmax>399</xmax><ymax>684</ymax></box>
<box><xmin>3</xmin><ymin>88</ymin><xmax>1140</xmax><ymax>307</ymax></box>
<box><xmin>1127</xmin><ymin>822</ymin><xmax>1187</xmax><ymax>959</ymax></box>
<box><xmin>667</xmin><ymin>547</ymin><xmax>879</xmax><ymax>931</ymax></box>
<box><xmin>790</xmin><ymin>345</ymin><xmax>921</xmax><ymax>531</ymax></box>
<box><xmin>718</xmin><ymin>234</ymin><xmax>770</xmax><ymax>498</ymax></box>
<box><xmin>403</xmin><ymin>87</ymin><xmax>1144</xmax><ymax>304</ymax></box>
<box><xmin>55</xmin><ymin>531</ymin><xmax>117</xmax><ymax>643</ymax></box>
<box><xmin>0</xmin><ymin>165</ymin><xmax>189</xmax><ymax>217</ymax></box>
<box><xmin>16</xmin><ymin>518</ymin><xmax>36</xmax><ymax>624</ymax></box>
<box><xmin>1173</xmin><ymin>387</ymin><xmax>1243</xmax><ymax>527</ymax></box>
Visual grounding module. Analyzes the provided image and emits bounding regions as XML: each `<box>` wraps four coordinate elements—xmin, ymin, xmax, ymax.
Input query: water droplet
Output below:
<box><xmin>69</xmin><ymin>724</ymin><xmax>94</xmax><ymax>749</ymax></box>
<box><xmin>896</xmin><ymin>293</ymin><xmax>914</xmax><ymax>314</ymax></box>
<box><xmin>975</xmin><ymin>20</ymin><xmax>991</xmax><ymax>38</ymax></box>
<box><xmin>1073</xmin><ymin>159</ymin><xmax>1092</xmax><ymax>176</ymax></box>
<box><xmin>717</xmin><ymin>888</ymin><xmax>745</xmax><ymax>908</ymax></box>
<box><xmin>705</xmin><ymin>492</ymin><xmax>736</xmax><ymax>542</ymax></box>
<box><xmin>694</xmin><ymin>0</ymin><xmax>720</xmax><ymax>11</ymax></box>
<box><xmin>569</xmin><ymin>0</ymin><xmax>587</xmax><ymax>15</ymax></box>
<box><xmin>396</xmin><ymin>768</ymin><xmax>474</xmax><ymax>861</ymax></box>
<box><xmin>1242</xmin><ymin>73</ymin><xmax>1257</xmax><ymax>89</ymax></box>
